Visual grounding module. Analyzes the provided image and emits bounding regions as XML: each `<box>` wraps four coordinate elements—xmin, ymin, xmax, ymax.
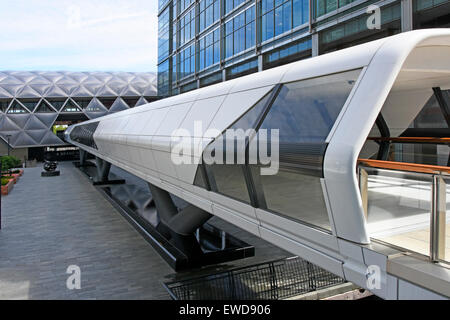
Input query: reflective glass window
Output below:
<box><xmin>257</xmin><ymin>169</ymin><xmax>331</xmax><ymax>230</ymax></box>
<box><xmin>158</xmin><ymin>6</ymin><xmax>171</xmax><ymax>62</ymax></box>
<box><xmin>177</xmin><ymin>44</ymin><xmax>195</xmax><ymax>79</ymax></box>
<box><xmin>158</xmin><ymin>60</ymin><xmax>170</xmax><ymax>96</ymax></box>
<box><xmin>210</xmin><ymin>164</ymin><xmax>251</xmax><ymax>203</ymax></box>
<box><xmin>199</xmin><ymin>0</ymin><xmax>220</xmax><ymax>32</ymax></box>
<box><xmin>261</xmin><ymin>0</ymin><xmax>308</xmax><ymax>42</ymax></box>
<box><xmin>225</xmin><ymin>6</ymin><xmax>256</xmax><ymax>58</ymax></box>
<box><xmin>180</xmin><ymin>8</ymin><xmax>195</xmax><ymax>46</ymax></box>
<box><xmin>259</xmin><ymin>69</ymin><xmax>361</xmax><ymax>143</ymax></box>
<box><xmin>7</xmin><ymin>100</ymin><xmax>29</xmax><ymax>114</ymax></box>
<box><xmin>199</xmin><ymin>28</ymin><xmax>221</xmax><ymax>71</ymax></box>
<box><xmin>225</xmin><ymin>0</ymin><xmax>247</xmax><ymax>14</ymax></box>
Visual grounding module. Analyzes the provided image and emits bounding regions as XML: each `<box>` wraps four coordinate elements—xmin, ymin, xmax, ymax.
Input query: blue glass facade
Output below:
<box><xmin>157</xmin><ymin>0</ymin><xmax>450</xmax><ymax>96</ymax></box>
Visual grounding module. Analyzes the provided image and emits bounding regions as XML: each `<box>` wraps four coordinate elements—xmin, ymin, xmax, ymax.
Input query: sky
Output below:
<box><xmin>0</xmin><ymin>0</ymin><xmax>158</xmax><ymax>72</ymax></box>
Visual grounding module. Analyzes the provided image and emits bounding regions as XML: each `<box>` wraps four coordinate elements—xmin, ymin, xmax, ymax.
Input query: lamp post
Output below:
<box><xmin>6</xmin><ymin>134</ymin><xmax>11</xmax><ymax>156</ymax></box>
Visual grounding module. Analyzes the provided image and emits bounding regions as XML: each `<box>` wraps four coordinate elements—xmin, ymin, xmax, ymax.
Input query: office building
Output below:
<box><xmin>157</xmin><ymin>0</ymin><xmax>450</xmax><ymax>97</ymax></box>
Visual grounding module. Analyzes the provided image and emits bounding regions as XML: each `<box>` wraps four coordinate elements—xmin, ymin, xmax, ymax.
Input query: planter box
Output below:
<box><xmin>11</xmin><ymin>174</ymin><xmax>20</xmax><ymax>183</ymax></box>
<box><xmin>1</xmin><ymin>179</ymin><xmax>14</xmax><ymax>195</ymax></box>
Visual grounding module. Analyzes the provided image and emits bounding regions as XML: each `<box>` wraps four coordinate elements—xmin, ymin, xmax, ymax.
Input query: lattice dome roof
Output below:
<box><xmin>0</xmin><ymin>71</ymin><xmax>157</xmax><ymax>148</ymax></box>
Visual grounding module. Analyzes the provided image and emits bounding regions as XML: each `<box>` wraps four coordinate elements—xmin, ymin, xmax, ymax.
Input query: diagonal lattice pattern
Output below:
<box><xmin>0</xmin><ymin>71</ymin><xmax>157</xmax><ymax>148</ymax></box>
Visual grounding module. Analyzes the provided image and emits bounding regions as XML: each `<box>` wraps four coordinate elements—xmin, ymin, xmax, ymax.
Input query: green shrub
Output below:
<box><xmin>0</xmin><ymin>156</ymin><xmax>22</xmax><ymax>171</ymax></box>
<box><xmin>1</xmin><ymin>177</ymin><xmax>11</xmax><ymax>186</ymax></box>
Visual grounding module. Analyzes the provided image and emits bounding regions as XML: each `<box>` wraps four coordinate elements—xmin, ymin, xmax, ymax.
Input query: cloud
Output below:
<box><xmin>0</xmin><ymin>0</ymin><xmax>158</xmax><ymax>72</ymax></box>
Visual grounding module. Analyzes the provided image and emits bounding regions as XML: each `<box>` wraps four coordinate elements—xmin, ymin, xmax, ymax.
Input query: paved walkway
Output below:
<box><xmin>0</xmin><ymin>162</ymin><xmax>289</xmax><ymax>299</ymax></box>
<box><xmin>0</xmin><ymin>162</ymin><xmax>172</xmax><ymax>299</ymax></box>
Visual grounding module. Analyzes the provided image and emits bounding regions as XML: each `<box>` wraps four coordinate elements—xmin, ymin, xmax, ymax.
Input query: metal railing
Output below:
<box><xmin>163</xmin><ymin>256</ymin><xmax>345</xmax><ymax>300</ymax></box>
<box><xmin>358</xmin><ymin>159</ymin><xmax>448</xmax><ymax>263</ymax></box>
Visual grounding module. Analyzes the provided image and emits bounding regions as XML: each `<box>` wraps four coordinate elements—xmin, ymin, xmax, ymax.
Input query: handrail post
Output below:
<box><xmin>430</xmin><ymin>174</ymin><xmax>446</xmax><ymax>262</ymax></box>
<box><xmin>359</xmin><ymin>167</ymin><xmax>369</xmax><ymax>220</ymax></box>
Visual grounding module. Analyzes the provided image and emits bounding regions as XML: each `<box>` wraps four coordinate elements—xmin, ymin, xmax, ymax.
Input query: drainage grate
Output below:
<box><xmin>163</xmin><ymin>256</ymin><xmax>345</xmax><ymax>300</ymax></box>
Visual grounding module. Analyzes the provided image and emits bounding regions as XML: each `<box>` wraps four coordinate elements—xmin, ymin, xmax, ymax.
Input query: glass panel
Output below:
<box><xmin>35</xmin><ymin>100</ymin><xmax>55</xmax><ymax>113</ymax></box>
<box><xmin>73</xmin><ymin>98</ymin><xmax>91</xmax><ymax>109</ymax></box>
<box><xmin>47</xmin><ymin>99</ymin><xmax>67</xmax><ymax>111</ymax></box>
<box><xmin>62</xmin><ymin>101</ymin><xmax>82</xmax><ymax>113</ymax></box>
<box><xmin>230</xmin><ymin>91</ymin><xmax>273</xmax><ymax>131</ymax></box>
<box><xmin>365</xmin><ymin>172</ymin><xmax>432</xmax><ymax>257</ymax></box>
<box><xmin>18</xmin><ymin>99</ymin><xmax>39</xmax><ymax>112</ymax></box>
<box><xmin>7</xmin><ymin>101</ymin><xmax>29</xmax><ymax>114</ymax></box>
<box><xmin>123</xmin><ymin>98</ymin><xmax>140</xmax><ymax>108</ymax></box>
<box><xmin>194</xmin><ymin>166</ymin><xmax>208</xmax><ymax>189</ymax></box>
<box><xmin>257</xmin><ymin>169</ymin><xmax>331</xmax><ymax>230</ymax></box>
<box><xmin>99</xmin><ymin>98</ymin><xmax>116</xmax><ymax>110</ymax></box>
<box><xmin>413</xmin><ymin>92</ymin><xmax>449</xmax><ymax>128</ymax></box>
<box><xmin>210</xmin><ymin>164</ymin><xmax>251</xmax><ymax>203</ymax></box>
<box><xmin>259</xmin><ymin>69</ymin><xmax>360</xmax><ymax>143</ymax></box>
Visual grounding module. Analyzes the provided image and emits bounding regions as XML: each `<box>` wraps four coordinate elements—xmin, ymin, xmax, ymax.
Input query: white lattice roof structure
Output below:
<box><xmin>0</xmin><ymin>71</ymin><xmax>157</xmax><ymax>148</ymax></box>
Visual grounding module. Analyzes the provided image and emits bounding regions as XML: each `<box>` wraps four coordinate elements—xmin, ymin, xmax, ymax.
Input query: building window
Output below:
<box><xmin>319</xmin><ymin>3</ymin><xmax>401</xmax><ymax>53</ymax></box>
<box><xmin>413</xmin><ymin>0</ymin><xmax>450</xmax><ymax>28</ymax></box>
<box><xmin>226</xmin><ymin>58</ymin><xmax>258</xmax><ymax>79</ymax></box>
<box><xmin>179</xmin><ymin>0</ymin><xmax>195</xmax><ymax>14</ymax></box>
<box><xmin>263</xmin><ymin>37</ymin><xmax>312</xmax><ymax>69</ymax></box>
<box><xmin>47</xmin><ymin>99</ymin><xmax>67</xmax><ymax>111</ymax></box>
<box><xmin>173</xmin><ymin>22</ymin><xmax>178</xmax><ymax>51</ymax></box>
<box><xmin>72</xmin><ymin>98</ymin><xmax>91</xmax><ymax>110</ymax></box>
<box><xmin>173</xmin><ymin>0</ymin><xmax>178</xmax><ymax>18</ymax></box>
<box><xmin>199</xmin><ymin>28</ymin><xmax>221</xmax><ymax>71</ymax></box>
<box><xmin>158</xmin><ymin>59</ymin><xmax>170</xmax><ymax>96</ymax></box>
<box><xmin>172</xmin><ymin>55</ymin><xmax>177</xmax><ymax>84</ymax></box>
<box><xmin>158</xmin><ymin>6</ymin><xmax>171</xmax><ymax>62</ymax></box>
<box><xmin>178</xmin><ymin>44</ymin><xmax>195</xmax><ymax>79</ymax></box>
<box><xmin>180</xmin><ymin>81</ymin><xmax>198</xmax><ymax>93</ymax></box>
<box><xmin>18</xmin><ymin>99</ymin><xmax>40</xmax><ymax>112</ymax></box>
<box><xmin>315</xmin><ymin>0</ymin><xmax>358</xmax><ymax>18</ymax></box>
<box><xmin>180</xmin><ymin>7</ymin><xmax>196</xmax><ymax>46</ymax></box>
<box><xmin>199</xmin><ymin>0</ymin><xmax>220</xmax><ymax>32</ymax></box>
<box><xmin>225</xmin><ymin>6</ymin><xmax>256</xmax><ymax>58</ymax></box>
<box><xmin>261</xmin><ymin>0</ymin><xmax>308</xmax><ymax>42</ymax></box>
<box><xmin>200</xmin><ymin>72</ymin><xmax>223</xmax><ymax>87</ymax></box>
<box><xmin>225</xmin><ymin>0</ymin><xmax>247</xmax><ymax>14</ymax></box>
<box><xmin>7</xmin><ymin>100</ymin><xmax>29</xmax><ymax>114</ymax></box>
<box><xmin>159</xmin><ymin>0</ymin><xmax>171</xmax><ymax>11</ymax></box>
<box><xmin>293</xmin><ymin>0</ymin><xmax>309</xmax><ymax>27</ymax></box>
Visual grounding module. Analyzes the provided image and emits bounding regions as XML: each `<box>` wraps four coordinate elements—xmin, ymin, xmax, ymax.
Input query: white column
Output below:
<box><xmin>401</xmin><ymin>0</ymin><xmax>413</xmax><ymax>32</ymax></box>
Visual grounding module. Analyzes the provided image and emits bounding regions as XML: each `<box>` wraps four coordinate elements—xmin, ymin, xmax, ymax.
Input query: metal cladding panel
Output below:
<box><xmin>140</xmin><ymin>107</ymin><xmax>170</xmax><ymax>136</ymax></box>
<box><xmin>179</xmin><ymin>95</ymin><xmax>227</xmax><ymax>138</ymax></box>
<box><xmin>122</xmin><ymin>111</ymin><xmax>151</xmax><ymax>136</ymax></box>
<box><xmin>153</xmin><ymin>102</ymin><xmax>193</xmax><ymax>137</ymax></box>
<box><xmin>206</xmin><ymin>85</ymin><xmax>274</xmax><ymax>139</ymax></box>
